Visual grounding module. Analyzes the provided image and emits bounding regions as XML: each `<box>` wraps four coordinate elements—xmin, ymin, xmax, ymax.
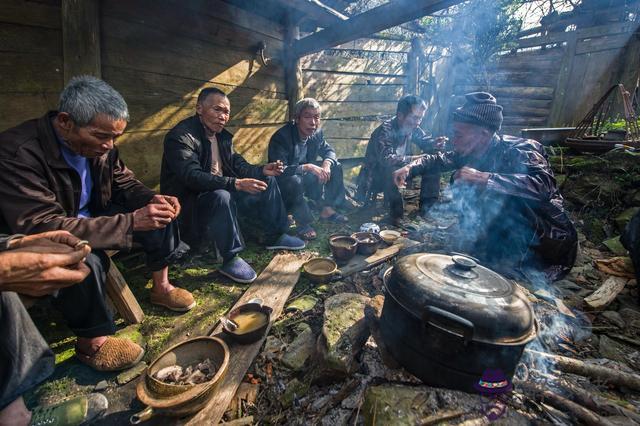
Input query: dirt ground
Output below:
<box><xmin>26</xmin><ymin>149</ymin><xmax>640</xmax><ymax>425</ymax></box>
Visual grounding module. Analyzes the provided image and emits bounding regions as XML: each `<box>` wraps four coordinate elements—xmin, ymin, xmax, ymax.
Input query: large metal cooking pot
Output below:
<box><xmin>379</xmin><ymin>253</ymin><xmax>537</xmax><ymax>393</ymax></box>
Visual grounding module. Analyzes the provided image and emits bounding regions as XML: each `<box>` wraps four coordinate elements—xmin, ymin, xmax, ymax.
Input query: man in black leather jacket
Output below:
<box><xmin>160</xmin><ymin>88</ymin><xmax>305</xmax><ymax>283</ymax></box>
<box><xmin>393</xmin><ymin>92</ymin><xmax>577</xmax><ymax>281</ymax></box>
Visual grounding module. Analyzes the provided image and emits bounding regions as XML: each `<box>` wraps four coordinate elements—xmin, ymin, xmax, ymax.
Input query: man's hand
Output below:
<box><xmin>235</xmin><ymin>178</ymin><xmax>268</xmax><ymax>194</ymax></box>
<box><xmin>149</xmin><ymin>194</ymin><xmax>181</xmax><ymax>218</ymax></box>
<box><xmin>453</xmin><ymin>166</ymin><xmax>490</xmax><ymax>188</ymax></box>
<box><xmin>263</xmin><ymin>160</ymin><xmax>284</xmax><ymax>177</ymax></box>
<box><xmin>0</xmin><ymin>234</ymin><xmax>91</xmax><ymax>297</ymax></box>
<box><xmin>433</xmin><ymin>136</ymin><xmax>448</xmax><ymax>151</ymax></box>
<box><xmin>392</xmin><ymin>166</ymin><xmax>411</xmax><ymax>189</ymax></box>
<box><xmin>321</xmin><ymin>160</ymin><xmax>332</xmax><ymax>182</ymax></box>
<box><xmin>133</xmin><ymin>202</ymin><xmax>176</xmax><ymax>231</ymax></box>
<box><xmin>304</xmin><ymin>163</ymin><xmax>329</xmax><ymax>184</ymax></box>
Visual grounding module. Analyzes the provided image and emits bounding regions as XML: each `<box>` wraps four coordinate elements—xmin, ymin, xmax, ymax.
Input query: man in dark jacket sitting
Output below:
<box><xmin>268</xmin><ymin>98</ymin><xmax>348</xmax><ymax>240</ymax></box>
<box><xmin>392</xmin><ymin>92</ymin><xmax>578</xmax><ymax>281</ymax></box>
<box><xmin>161</xmin><ymin>88</ymin><xmax>305</xmax><ymax>284</ymax></box>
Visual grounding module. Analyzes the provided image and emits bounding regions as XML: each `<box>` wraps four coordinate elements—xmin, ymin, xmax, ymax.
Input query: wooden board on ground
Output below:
<box><xmin>584</xmin><ymin>275</ymin><xmax>628</xmax><ymax>310</ymax></box>
<box><xmin>105</xmin><ymin>253</ymin><xmax>145</xmax><ymax>324</ymax></box>
<box><xmin>181</xmin><ymin>252</ymin><xmax>312</xmax><ymax>426</ymax></box>
<box><xmin>338</xmin><ymin>237</ymin><xmax>419</xmax><ymax>277</ymax></box>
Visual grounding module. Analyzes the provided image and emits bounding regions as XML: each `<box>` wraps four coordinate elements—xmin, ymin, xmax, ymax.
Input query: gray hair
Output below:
<box><xmin>58</xmin><ymin>75</ymin><xmax>129</xmax><ymax>127</ymax></box>
<box><xmin>294</xmin><ymin>98</ymin><xmax>321</xmax><ymax>119</ymax></box>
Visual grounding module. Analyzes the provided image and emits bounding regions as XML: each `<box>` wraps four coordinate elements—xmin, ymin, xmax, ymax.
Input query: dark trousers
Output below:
<box><xmin>52</xmin><ymin>221</ymin><xmax>186</xmax><ymax>338</ymax></box>
<box><xmin>0</xmin><ymin>292</ymin><xmax>55</xmax><ymax>409</ymax></box>
<box><xmin>277</xmin><ymin>162</ymin><xmax>347</xmax><ymax>226</ymax></box>
<box><xmin>384</xmin><ymin>167</ymin><xmax>441</xmax><ymax>219</ymax></box>
<box><xmin>195</xmin><ymin>176</ymin><xmax>288</xmax><ymax>260</ymax></box>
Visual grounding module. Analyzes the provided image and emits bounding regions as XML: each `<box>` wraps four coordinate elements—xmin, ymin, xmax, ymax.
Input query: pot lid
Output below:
<box><xmin>386</xmin><ymin>253</ymin><xmax>536</xmax><ymax>345</ymax></box>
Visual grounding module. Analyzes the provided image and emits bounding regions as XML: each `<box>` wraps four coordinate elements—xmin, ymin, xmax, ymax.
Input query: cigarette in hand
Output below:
<box><xmin>74</xmin><ymin>240</ymin><xmax>89</xmax><ymax>250</ymax></box>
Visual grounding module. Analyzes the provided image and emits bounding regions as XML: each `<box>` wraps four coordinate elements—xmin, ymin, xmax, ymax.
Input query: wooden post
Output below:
<box><xmin>285</xmin><ymin>16</ymin><xmax>303</xmax><ymax>121</ymax></box>
<box><xmin>405</xmin><ymin>37</ymin><xmax>421</xmax><ymax>96</ymax></box>
<box><xmin>548</xmin><ymin>32</ymin><xmax>577</xmax><ymax>127</ymax></box>
<box><xmin>61</xmin><ymin>0</ymin><xmax>101</xmax><ymax>83</ymax></box>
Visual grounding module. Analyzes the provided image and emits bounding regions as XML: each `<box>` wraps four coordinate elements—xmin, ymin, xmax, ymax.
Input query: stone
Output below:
<box><xmin>603</xmin><ymin>236</ymin><xmax>628</xmax><ymax>256</ymax></box>
<box><xmin>615</xmin><ymin>207</ymin><xmax>640</xmax><ymax>232</ymax></box>
<box><xmin>601</xmin><ymin>311</ymin><xmax>626</xmax><ymax>329</ymax></box>
<box><xmin>94</xmin><ymin>380</ymin><xmax>109</xmax><ymax>391</ymax></box>
<box><xmin>279</xmin><ymin>378</ymin><xmax>309</xmax><ymax>407</ymax></box>
<box><xmin>619</xmin><ymin>307</ymin><xmax>640</xmax><ymax>324</ymax></box>
<box><xmin>286</xmin><ymin>295</ymin><xmax>318</xmax><ymax>313</ymax></box>
<box><xmin>281</xmin><ymin>323</ymin><xmax>316</xmax><ymax>371</ymax></box>
<box><xmin>262</xmin><ymin>335</ymin><xmax>285</xmax><ymax>361</ymax></box>
<box><xmin>321</xmin><ymin>408</ymin><xmax>351</xmax><ymax>426</ymax></box>
<box><xmin>598</xmin><ymin>335</ymin><xmax>629</xmax><ymax>363</ymax></box>
<box><xmin>116</xmin><ymin>361</ymin><xmax>147</xmax><ymax>386</ymax></box>
<box><xmin>361</xmin><ymin>385</ymin><xmax>430</xmax><ymax>425</ymax></box>
<box><xmin>319</xmin><ymin>293</ymin><xmax>371</xmax><ymax>375</ymax></box>
<box><xmin>627</xmin><ymin>190</ymin><xmax>640</xmax><ymax>207</ymax></box>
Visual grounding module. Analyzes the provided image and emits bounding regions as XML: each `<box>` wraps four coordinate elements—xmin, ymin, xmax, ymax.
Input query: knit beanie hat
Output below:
<box><xmin>453</xmin><ymin>92</ymin><xmax>503</xmax><ymax>132</ymax></box>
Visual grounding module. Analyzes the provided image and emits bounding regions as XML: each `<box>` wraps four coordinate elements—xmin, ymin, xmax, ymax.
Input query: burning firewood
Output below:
<box><xmin>518</xmin><ymin>382</ymin><xmax>615</xmax><ymax>426</ymax></box>
<box><xmin>526</xmin><ymin>349</ymin><xmax>640</xmax><ymax>391</ymax></box>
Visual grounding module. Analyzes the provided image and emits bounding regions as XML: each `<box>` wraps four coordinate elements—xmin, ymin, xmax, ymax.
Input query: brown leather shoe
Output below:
<box><xmin>76</xmin><ymin>337</ymin><xmax>144</xmax><ymax>372</ymax></box>
<box><xmin>150</xmin><ymin>288</ymin><xmax>196</xmax><ymax>312</ymax></box>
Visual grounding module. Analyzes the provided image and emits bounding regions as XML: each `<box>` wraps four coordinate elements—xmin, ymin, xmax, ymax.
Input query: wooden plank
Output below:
<box><xmin>301</xmin><ymin>54</ymin><xmax>405</xmax><ymax>76</ymax></box>
<box><xmin>462</xmin><ymin>70</ymin><xmax>560</xmax><ymax>88</ymax></box>
<box><xmin>106</xmin><ymin>257</ymin><xmax>144</xmax><ymax>324</ymax></box>
<box><xmin>284</xmin><ymin>19</ymin><xmax>303</xmax><ymax>121</ymax></box>
<box><xmin>181</xmin><ymin>253</ymin><xmax>312</xmax><ymax>425</ymax></box>
<box><xmin>501</xmin><ymin>116</ymin><xmax>547</xmax><ymax>126</ymax></box>
<box><xmin>548</xmin><ymin>32</ymin><xmax>577</xmax><ymax>127</ymax></box>
<box><xmin>272</xmin><ymin>0</ymin><xmax>347</xmax><ymax>28</ymax></box>
<box><xmin>320</xmin><ymin>101</ymin><xmax>396</xmax><ymax>119</ymax></box>
<box><xmin>338</xmin><ymin>238</ymin><xmax>419</xmax><ymax>277</ymax></box>
<box><xmin>332</xmin><ymin>37</ymin><xmax>411</xmax><ymax>53</ymax></box>
<box><xmin>584</xmin><ymin>276</ymin><xmax>628</xmax><ymax>310</ymax></box>
<box><xmin>101</xmin><ymin>16</ymin><xmax>285</xmax><ymax>80</ymax></box>
<box><xmin>0</xmin><ymin>22</ymin><xmax>61</xmax><ymax>55</ymax></box>
<box><xmin>0</xmin><ymin>92</ymin><xmax>59</xmax><ymax>131</ymax></box>
<box><xmin>304</xmin><ymin>82</ymin><xmax>404</xmax><ymax>102</ymax></box>
<box><xmin>330</xmin><ymin>138</ymin><xmax>369</xmax><ymax>158</ymax></box>
<box><xmin>0</xmin><ymin>52</ymin><xmax>63</xmax><ymax>92</ymax></box>
<box><xmin>225</xmin><ymin>125</ymin><xmax>283</xmax><ymax>165</ymax></box>
<box><xmin>293</xmin><ymin>0</ymin><xmax>466</xmax><ymax>57</ymax></box>
<box><xmin>62</xmin><ymin>0</ymin><xmax>101</xmax><ymax>82</ymax></box>
<box><xmin>0</xmin><ymin>0</ymin><xmax>61</xmax><ymax>29</ymax></box>
<box><xmin>304</xmin><ymin>70</ymin><xmax>405</xmax><ymax>86</ymax></box>
<box><xmin>455</xmin><ymin>85</ymin><xmax>555</xmax><ymax>100</ymax></box>
<box><xmin>576</xmin><ymin>33</ymin><xmax>633</xmax><ymax>55</ymax></box>
<box><xmin>101</xmin><ymin>0</ymin><xmax>284</xmax><ymax>57</ymax></box>
<box><xmin>321</xmin><ymin>120</ymin><xmax>381</xmax><ymax>139</ymax></box>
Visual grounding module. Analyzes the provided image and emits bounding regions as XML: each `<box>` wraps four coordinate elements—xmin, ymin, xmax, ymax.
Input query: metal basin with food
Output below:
<box><xmin>222</xmin><ymin>301</ymin><xmax>272</xmax><ymax>344</ymax></box>
<box><xmin>329</xmin><ymin>236</ymin><xmax>358</xmax><ymax>263</ymax></box>
<box><xmin>131</xmin><ymin>336</ymin><xmax>229</xmax><ymax>423</ymax></box>
<box><xmin>303</xmin><ymin>257</ymin><xmax>338</xmax><ymax>283</ymax></box>
<box><xmin>351</xmin><ymin>232</ymin><xmax>381</xmax><ymax>256</ymax></box>
<box><xmin>379</xmin><ymin>230</ymin><xmax>401</xmax><ymax>244</ymax></box>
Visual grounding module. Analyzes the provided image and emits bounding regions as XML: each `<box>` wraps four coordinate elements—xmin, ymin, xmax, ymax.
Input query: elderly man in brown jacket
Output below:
<box><xmin>0</xmin><ymin>76</ymin><xmax>192</xmax><ymax>372</ymax></box>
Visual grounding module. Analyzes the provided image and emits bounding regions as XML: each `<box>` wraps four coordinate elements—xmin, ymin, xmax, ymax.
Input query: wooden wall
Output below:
<box><xmin>0</xmin><ymin>0</ymin><xmax>63</xmax><ymax>131</ymax></box>
<box><xmin>429</xmin><ymin>21</ymin><xmax>640</xmax><ymax>136</ymax></box>
<box><xmin>0</xmin><ymin>0</ymin><xmax>288</xmax><ymax>187</ymax></box>
<box><xmin>301</xmin><ymin>37</ymin><xmax>408</xmax><ymax>159</ymax></box>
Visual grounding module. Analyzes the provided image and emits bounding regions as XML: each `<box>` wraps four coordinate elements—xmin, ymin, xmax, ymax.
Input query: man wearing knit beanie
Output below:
<box><xmin>392</xmin><ymin>92</ymin><xmax>578</xmax><ymax>282</ymax></box>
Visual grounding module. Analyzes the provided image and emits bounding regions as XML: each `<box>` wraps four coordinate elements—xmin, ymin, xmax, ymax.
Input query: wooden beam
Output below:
<box><xmin>274</xmin><ymin>0</ymin><xmax>348</xmax><ymax>28</ymax></box>
<box><xmin>285</xmin><ymin>17</ymin><xmax>304</xmax><ymax>120</ymax></box>
<box><xmin>61</xmin><ymin>0</ymin><xmax>101</xmax><ymax>83</ymax></box>
<box><xmin>293</xmin><ymin>0</ymin><xmax>466</xmax><ymax>57</ymax></box>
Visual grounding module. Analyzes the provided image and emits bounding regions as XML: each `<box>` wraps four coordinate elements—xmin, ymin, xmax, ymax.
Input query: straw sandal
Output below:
<box><xmin>76</xmin><ymin>337</ymin><xmax>144</xmax><ymax>372</ymax></box>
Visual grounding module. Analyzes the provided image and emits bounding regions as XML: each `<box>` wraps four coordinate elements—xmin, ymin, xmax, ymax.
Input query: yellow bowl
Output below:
<box><xmin>379</xmin><ymin>230</ymin><xmax>401</xmax><ymax>244</ymax></box>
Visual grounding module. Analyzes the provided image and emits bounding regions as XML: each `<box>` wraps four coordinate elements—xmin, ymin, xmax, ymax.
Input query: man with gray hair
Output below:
<box><xmin>268</xmin><ymin>98</ymin><xmax>348</xmax><ymax>240</ymax></box>
<box><xmin>0</xmin><ymin>76</ymin><xmax>194</xmax><ymax>372</ymax></box>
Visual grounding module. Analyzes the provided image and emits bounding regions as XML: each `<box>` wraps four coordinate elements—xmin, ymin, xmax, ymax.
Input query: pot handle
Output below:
<box><xmin>130</xmin><ymin>406</ymin><xmax>154</xmax><ymax>424</ymax></box>
<box><xmin>422</xmin><ymin>305</ymin><xmax>474</xmax><ymax>345</ymax></box>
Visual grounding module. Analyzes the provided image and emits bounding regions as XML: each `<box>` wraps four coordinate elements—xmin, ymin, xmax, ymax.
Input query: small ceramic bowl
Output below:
<box><xmin>379</xmin><ymin>230</ymin><xmax>401</xmax><ymax>244</ymax></box>
<box><xmin>303</xmin><ymin>257</ymin><xmax>338</xmax><ymax>284</ymax></box>
<box><xmin>329</xmin><ymin>236</ymin><xmax>358</xmax><ymax>263</ymax></box>
<box><xmin>222</xmin><ymin>302</ymin><xmax>272</xmax><ymax>344</ymax></box>
<box><xmin>350</xmin><ymin>232</ymin><xmax>381</xmax><ymax>256</ymax></box>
